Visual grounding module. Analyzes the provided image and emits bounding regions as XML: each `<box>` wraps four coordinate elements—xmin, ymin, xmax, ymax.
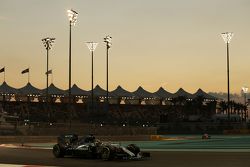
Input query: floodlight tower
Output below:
<box><xmin>67</xmin><ymin>9</ymin><xmax>78</xmax><ymax>127</ymax></box>
<box><xmin>42</xmin><ymin>37</ymin><xmax>55</xmax><ymax>123</ymax></box>
<box><xmin>242</xmin><ymin>86</ymin><xmax>248</xmax><ymax>121</ymax></box>
<box><xmin>104</xmin><ymin>35</ymin><xmax>112</xmax><ymax>108</ymax></box>
<box><xmin>221</xmin><ymin>32</ymin><xmax>233</xmax><ymax>121</ymax></box>
<box><xmin>86</xmin><ymin>42</ymin><xmax>98</xmax><ymax>112</ymax></box>
<box><xmin>67</xmin><ymin>9</ymin><xmax>78</xmax><ymax>104</ymax></box>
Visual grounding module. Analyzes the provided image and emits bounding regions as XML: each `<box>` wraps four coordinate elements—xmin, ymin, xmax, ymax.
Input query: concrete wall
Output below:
<box><xmin>0</xmin><ymin>135</ymin><xmax>152</xmax><ymax>144</ymax></box>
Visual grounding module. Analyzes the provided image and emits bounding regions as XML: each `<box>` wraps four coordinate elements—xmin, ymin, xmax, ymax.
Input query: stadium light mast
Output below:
<box><xmin>67</xmin><ymin>9</ymin><xmax>78</xmax><ymax>127</ymax></box>
<box><xmin>86</xmin><ymin>42</ymin><xmax>98</xmax><ymax>112</ymax></box>
<box><xmin>221</xmin><ymin>32</ymin><xmax>233</xmax><ymax>121</ymax></box>
<box><xmin>42</xmin><ymin>37</ymin><xmax>55</xmax><ymax>123</ymax></box>
<box><xmin>242</xmin><ymin>86</ymin><xmax>248</xmax><ymax>121</ymax></box>
<box><xmin>104</xmin><ymin>35</ymin><xmax>112</xmax><ymax>109</ymax></box>
<box><xmin>67</xmin><ymin>9</ymin><xmax>78</xmax><ymax>102</ymax></box>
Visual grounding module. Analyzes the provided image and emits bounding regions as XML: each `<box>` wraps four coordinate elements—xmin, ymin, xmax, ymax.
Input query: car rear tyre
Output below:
<box><xmin>53</xmin><ymin>144</ymin><xmax>64</xmax><ymax>158</ymax></box>
<box><xmin>101</xmin><ymin>147</ymin><xmax>111</xmax><ymax>160</ymax></box>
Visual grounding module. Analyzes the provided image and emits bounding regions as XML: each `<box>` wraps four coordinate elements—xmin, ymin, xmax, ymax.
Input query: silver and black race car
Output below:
<box><xmin>52</xmin><ymin>134</ymin><xmax>150</xmax><ymax>160</ymax></box>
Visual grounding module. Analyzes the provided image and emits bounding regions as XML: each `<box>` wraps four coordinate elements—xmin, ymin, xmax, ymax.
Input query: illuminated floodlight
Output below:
<box><xmin>242</xmin><ymin>85</ymin><xmax>248</xmax><ymax>116</ymax></box>
<box><xmin>221</xmin><ymin>32</ymin><xmax>234</xmax><ymax>121</ymax></box>
<box><xmin>86</xmin><ymin>41</ymin><xmax>98</xmax><ymax>113</ymax></box>
<box><xmin>104</xmin><ymin>35</ymin><xmax>112</xmax><ymax>108</ymax></box>
<box><xmin>67</xmin><ymin>9</ymin><xmax>78</xmax><ymax>26</ymax></box>
<box><xmin>42</xmin><ymin>37</ymin><xmax>55</xmax><ymax>50</ymax></box>
<box><xmin>104</xmin><ymin>35</ymin><xmax>112</xmax><ymax>48</ymax></box>
<box><xmin>221</xmin><ymin>32</ymin><xmax>234</xmax><ymax>44</ymax></box>
<box><xmin>86</xmin><ymin>42</ymin><xmax>98</xmax><ymax>52</ymax></box>
<box><xmin>242</xmin><ymin>86</ymin><xmax>248</xmax><ymax>94</ymax></box>
<box><xmin>42</xmin><ymin>37</ymin><xmax>55</xmax><ymax>124</ymax></box>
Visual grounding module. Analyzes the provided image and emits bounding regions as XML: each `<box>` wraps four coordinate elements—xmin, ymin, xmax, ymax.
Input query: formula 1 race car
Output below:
<box><xmin>52</xmin><ymin>134</ymin><xmax>150</xmax><ymax>160</ymax></box>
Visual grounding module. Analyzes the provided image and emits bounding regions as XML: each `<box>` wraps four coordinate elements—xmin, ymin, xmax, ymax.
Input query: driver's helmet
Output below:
<box><xmin>84</xmin><ymin>134</ymin><xmax>95</xmax><ymax>143</ymax></box>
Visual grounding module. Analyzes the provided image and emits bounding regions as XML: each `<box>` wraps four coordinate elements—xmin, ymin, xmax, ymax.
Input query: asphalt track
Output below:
<box><xmin>0</xmin><ymin>147</ymin><xmax>250</xmax><ymax>167</ymax></box>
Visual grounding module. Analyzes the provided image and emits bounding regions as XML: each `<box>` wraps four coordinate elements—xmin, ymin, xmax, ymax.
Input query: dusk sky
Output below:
<box><xmin>0</xmin><ymin>0</ymin><xmax>250</xmax><ymax>94</ymax></box>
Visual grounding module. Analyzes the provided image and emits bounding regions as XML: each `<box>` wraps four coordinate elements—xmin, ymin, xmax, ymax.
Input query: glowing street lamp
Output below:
<box><xmin>221</xmin><ymin>32</ymin><xmax>233</xmax><ymax>121</ymax></box>
<box><xmin>86</xmin><ymin>42</ymin><xmax>98</xmax><ymax>112</ymax></box>
<box><xmin>42</xmin><ymin>37</ymin><xmax>55</xmax><ymax>123</ymax></box>
<box><xmin>104</xmin><ymin>35</ymin><xmax>112</xmax><ymax>107</ymax></box>
<box><xmin>67</xmin><ymin>9</ymin><xmax>78</xmax><ymax>127</ymax></box>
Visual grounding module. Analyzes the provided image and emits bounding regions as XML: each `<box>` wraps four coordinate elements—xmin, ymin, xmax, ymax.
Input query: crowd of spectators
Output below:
<box><xmin>1</xmin><ymin>97</ymin><xmax>217</xmax><ymax>127</ymax></box>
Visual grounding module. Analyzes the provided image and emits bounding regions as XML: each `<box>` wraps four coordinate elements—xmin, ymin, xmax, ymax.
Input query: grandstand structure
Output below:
<box><xmin>0</xmin><ymin>81</ymin><xmax>217</xmax><ymax>104</ymax></box>
<box><xmin>1</xmin><ymin>82</ymin><xmax>249</xmax><ymax>135</ymax></box>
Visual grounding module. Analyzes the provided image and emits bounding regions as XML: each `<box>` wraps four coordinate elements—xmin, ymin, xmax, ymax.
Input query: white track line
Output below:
<box><xmin>142</xmin><ymin>148</ymin><xmax>250</xmax><ymax>152</ymax></box>
<box><xmin>1</xmin><ymin>144</ymin><xmax>250</xmax><ymax>152</ymax></box>
<box><xmin>0</xmin><ymin>164</ymin><xmax>56</xmax><ymax>167</ymax></box>
<box><xmin>0</xmin><ymin>144</ymin><xmax>51</xmax><ymax>150</ymax></box>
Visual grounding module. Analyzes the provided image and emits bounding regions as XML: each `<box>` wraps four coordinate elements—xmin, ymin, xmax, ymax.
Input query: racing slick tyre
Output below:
<box><xmin>101</xmin><ymin>147</ymin><xmax>113</xmax><ymax>160</ymax></box>
<box><xmin>127</xmin><ymin>144</ymin><xmax>140</xmax><ymax>155</ymax></box>
<box><xmin>53</xmin><ymin>144</ymin><xmax>65</xmax><ymax>158</ymax></box>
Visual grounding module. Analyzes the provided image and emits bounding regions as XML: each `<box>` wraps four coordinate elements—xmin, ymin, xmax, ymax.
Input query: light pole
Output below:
<box><xmin>104</xmin><ymin>36</ymin><xmax>112</xmax><ymax>111</ymax></box>
<box><xmin>86</xmin><ymin>42</ymin><xmax>98</xmax><ymax>112</ymax></box>
<box><xmin>242</xmin><ymin>86</ymin><xmax>248</xmax><ymax>121</ymax></box>
<box><xmin>67</xmin><ymin>9</ymin><xmax>78</xmax><ymax>127</ymax></box>
<box><xmin>42</xmin><ymin>37</ymin><xmax>55</xmax><ymax>123</ymax></box>
<box><xmin>221</xmin><ymin>32</ymin><xmax>233</xmax><ymax>121</ymax></box>
<box><xmin>67</xmin><ymin>9</ymin><xmax>78</xmax><ymax>102</ymax></box>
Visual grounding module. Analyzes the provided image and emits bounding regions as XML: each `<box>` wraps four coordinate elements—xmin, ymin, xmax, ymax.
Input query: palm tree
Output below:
<box><xmin>193</xmin><ymin>96</ymin><xmax>205</xmax><ymax>116</ymax></box>
<box><xmin>171</xmin><ymin>96</ymin><xmax>187</xmax><ymax>106</ymax></box>
<box><xmin>218</xmin><ymin>101</ymin><xmax>227</xmax><ymax>114</ymax></box>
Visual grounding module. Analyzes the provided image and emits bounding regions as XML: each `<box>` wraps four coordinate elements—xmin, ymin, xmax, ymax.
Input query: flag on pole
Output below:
<box><xmin>0</xmin><ymin>67</ymin><xmax>4</xmax><ymax>73</ymax></box>
<box><xmin>21</xmin><ymin>68</ymin><xmax>29</xmax><ymax>74</ymax></box>
<box><xmin>45</xmin><ymin>69</ymin><xmax>52</xmax><ymax>75</ymax></box>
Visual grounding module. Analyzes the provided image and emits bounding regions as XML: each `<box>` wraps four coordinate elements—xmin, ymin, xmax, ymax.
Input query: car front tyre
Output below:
<box><xmin>127</xmin><ymin>144</ymin><xmax>140</xmax><ymax>155</ymax></box>
<box><xmin>101</xmin><ymin>147</ymin><xmax>111</xmax><ymax>160</ymax></box>
<box><xmin>53</xmin><ymin>144</ymin><xmax>64</xmax><ymax>158</ymax></box>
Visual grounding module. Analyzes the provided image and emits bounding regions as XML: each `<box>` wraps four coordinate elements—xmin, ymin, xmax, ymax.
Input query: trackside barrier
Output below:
<box><xmin>223</xmin><ymin>129</ymin><xmax>250</xmax><ymax>134</ymax></box>
<box><xmin>0</xmin><ymin>135</ymin><xmax>152</xmax><ymax>144</ymax></box>
<box><xmin>0</xmin><ymin>122</ymin><xmax>157</xmax><ymax>136</ymax></box>
<box><xmin>150</xmin><ymin>135</ymin><xmax>162</xmax><ymax>141</ymax></box>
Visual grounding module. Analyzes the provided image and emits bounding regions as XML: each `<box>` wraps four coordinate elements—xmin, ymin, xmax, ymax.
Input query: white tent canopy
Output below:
<box><xmin>193</xmin><ymin>88</ymin><xmax>217</xmax><ymax>100</ymax></box>
<box><xmin>172</xmin><ymin>88</ymin><xmax>194</xmax><ymax>99</ymax></box>
<box><xmin>133</xmin><ymin>86</ymin><xmax>159</xmax><ymax>99</ymax></box>
<box><xmin>42</xmin><ymin>83</ymin><xmax>66</xmax><ymax>96</ymax></box>
<box><xmin>0</xmin><ymin>82</ymin><xmax>218</xmax><ymax>101</ymax></box>
<box><xmin>0</xmin><ymin>82</ymin><xmax>18</xmax><ymax>95</ymax></box>
<box><xmin>91</xmin><ymin>85</ymin><xmax>107</xmax><ymax>97</ymax></box>
<box><xmin>154</xmin><ymin>87</ymin><xmax>173</xmax><ymax>99</ymax></box>
<box><xmin>111</xmin><ymin>85</ymin><xmax>136</xmax><ymax>98</ymax></box>
<box><xmin>70</xmin><ymin>84</ymin><xmax>90</xmax><ymax>96</ymax></box>
<box><xmin>18</xmin><ymin>82</ymin><xmax>42</xmax><ymax>95</ymax></box>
